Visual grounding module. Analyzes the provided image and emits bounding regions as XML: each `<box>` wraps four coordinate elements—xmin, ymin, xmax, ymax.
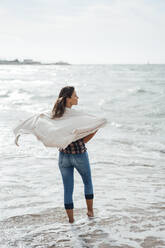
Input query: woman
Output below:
<box><xmin>51</xmin><ymin>86</ymin><xmax>97</xmax><ymax>223</ymax></box>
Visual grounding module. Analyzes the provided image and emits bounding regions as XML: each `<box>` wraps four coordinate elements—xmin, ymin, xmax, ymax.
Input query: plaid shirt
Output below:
<box><xmin>59</xmin><ymin>138</ymin><xmax>87</xmax><ymax>154</ymax></box>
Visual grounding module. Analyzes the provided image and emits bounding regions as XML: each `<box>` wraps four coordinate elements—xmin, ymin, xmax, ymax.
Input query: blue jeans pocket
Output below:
<box><xmin>59</xmin><ymin>152</ymin><xmax>71</xmax><ymax>168</ymax></box>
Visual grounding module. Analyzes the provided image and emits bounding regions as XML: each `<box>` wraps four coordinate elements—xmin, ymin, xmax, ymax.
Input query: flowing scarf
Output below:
<box><xmin>13</xmin><ymin>107</ymin><xmax>107</xmax><ymax>149</ymax></box>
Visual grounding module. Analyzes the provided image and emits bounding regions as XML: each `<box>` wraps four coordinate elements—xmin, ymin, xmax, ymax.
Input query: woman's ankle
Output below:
<box><xmin>66</xmin><ymin>209</ymin><xmax>74</xmax><ymax>223</ymax></box>
<box><xmin>87</xmin><ymin>210</ymin><xmax>94</xmax><ymax>217</ymax></box>
<box><xmin>69</xmin><ymin>217</ymin><xmax>74</xmax><ymax>223</ymax></box>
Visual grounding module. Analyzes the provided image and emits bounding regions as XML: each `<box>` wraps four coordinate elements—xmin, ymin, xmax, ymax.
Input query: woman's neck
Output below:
<box><xmin>66</xmin><ymin>103</ymin><xmax>72</xmax><ymax>108</ymax></box>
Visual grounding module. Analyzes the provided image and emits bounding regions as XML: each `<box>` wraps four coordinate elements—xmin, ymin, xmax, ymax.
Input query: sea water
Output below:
<box><xmin>0</xmin><ymin>64</ymin><xmax>165</xmax><ymax>248</ymax></box>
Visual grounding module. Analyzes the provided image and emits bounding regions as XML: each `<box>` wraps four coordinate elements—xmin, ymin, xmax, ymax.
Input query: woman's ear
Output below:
<box><xmin>66</xmin><ymin>97</ymin><xmax>72</xmax><ymax>107</ymax></box>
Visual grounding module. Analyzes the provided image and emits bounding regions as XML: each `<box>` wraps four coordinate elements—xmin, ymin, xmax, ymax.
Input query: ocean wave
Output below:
<box><xmin>0</xmin><ymin>90</ymin><xmax>10</xmax><ymax>98</ymax></box>
<box><xmin>127</xmin><ymin>87</ymin><xmax>155</xmax><ymax>95</ymax></box>
<box><xmin>1</xmin><ymin>206</ymin><xmax>165</xmax><ymax>248</ymax></box>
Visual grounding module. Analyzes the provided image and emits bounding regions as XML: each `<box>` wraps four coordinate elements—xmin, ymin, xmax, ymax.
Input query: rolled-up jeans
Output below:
<box><xmin>58</xmin><ymin>151</ymin><xmax>94</xmax><ymax>209</ymax></box>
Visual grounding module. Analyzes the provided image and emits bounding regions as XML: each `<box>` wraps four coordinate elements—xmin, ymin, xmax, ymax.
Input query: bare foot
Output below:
<box><xmin>69</xmin><ymin>218</ymin><xmax>75</xmax><ymax>223</ymax></box>
<box><xmin>87</xmin><ymin>210</ymin><xmax>94</xmax><ymax>218</ymax></box>
<box><xmin>66</xmin><ymin>209</ymin><xmax>74</xmax><ymax>223</ymax></box>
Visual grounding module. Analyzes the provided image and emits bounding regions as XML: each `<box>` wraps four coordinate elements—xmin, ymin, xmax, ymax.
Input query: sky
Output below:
<box><xmin>0</xmin><ymin>0</ymin><xmax>165</xmax><ymax>64</ymax></box>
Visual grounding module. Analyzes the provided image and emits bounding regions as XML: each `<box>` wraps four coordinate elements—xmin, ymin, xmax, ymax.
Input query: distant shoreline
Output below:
<box><xmin>0</xmin><ymin>59</ymin><xmax>70</xmax><ymax>65</ymax></box>
<box><xmin>0</xmin><ymin>60</ymin><xmax>164</xmax><ymax>65</ymax></box>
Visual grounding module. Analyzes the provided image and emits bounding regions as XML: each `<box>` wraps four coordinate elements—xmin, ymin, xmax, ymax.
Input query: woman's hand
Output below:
<box><xmin>83</xmin><ymin>130</ymin><xmax>97</xmax><ymax>143</ymax></box>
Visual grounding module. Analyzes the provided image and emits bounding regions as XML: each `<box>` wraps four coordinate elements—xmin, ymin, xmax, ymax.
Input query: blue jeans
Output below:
<box><xmin>58</xmin><ymin>151</ymin><xmax>94</xmax><ymax>209</ymax></box>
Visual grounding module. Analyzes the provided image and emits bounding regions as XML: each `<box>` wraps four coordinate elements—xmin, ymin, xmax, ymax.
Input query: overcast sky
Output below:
<box><xmin>0</xmin><ymin>0</ymin><xmax>165</xmax><ymax>64</ymax></box>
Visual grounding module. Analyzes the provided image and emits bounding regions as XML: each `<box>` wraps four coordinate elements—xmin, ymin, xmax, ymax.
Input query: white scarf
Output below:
<box><xmin>13</xmin><ymin>108</ymin><xmax>107</xmax><ymax>149</ymax></box>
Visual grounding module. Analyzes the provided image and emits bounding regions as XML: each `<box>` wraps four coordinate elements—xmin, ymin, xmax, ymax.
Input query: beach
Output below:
<box><xmin>0</xmin><ymin>64</ymin><xmax>165</xmax><ymax>247</ymax></box>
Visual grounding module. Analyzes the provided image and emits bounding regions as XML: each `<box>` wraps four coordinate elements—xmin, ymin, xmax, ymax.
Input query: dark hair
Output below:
<box><xmin>51</xmin><ymin>86</ymin><xmax>75</xmax><ymax>119</ymax></box>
